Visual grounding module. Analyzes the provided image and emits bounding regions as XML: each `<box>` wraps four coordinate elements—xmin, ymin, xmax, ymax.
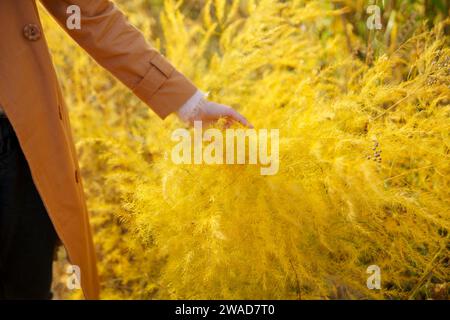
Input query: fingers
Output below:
<box><xmin>224</xmin><ymin>107</ymin><xmax>254</xmax><ymax>128</ymax></box>
<box><xmin>196</xmin><ymin>101</ymin><xmax>253</xmax><ymax>128</ymax></box>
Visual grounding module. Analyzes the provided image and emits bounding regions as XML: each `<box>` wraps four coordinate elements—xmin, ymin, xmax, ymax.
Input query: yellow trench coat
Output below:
<box><xmin>0</xmin><ymin>0</ymin><xmax>197</xmax><ymax>299</ymax></box>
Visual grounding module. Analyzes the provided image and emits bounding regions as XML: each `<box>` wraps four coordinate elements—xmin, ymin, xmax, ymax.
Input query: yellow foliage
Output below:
<box><xmin>41</xmin><ymin>0</ymin><xmax>449</xmax><ymax>299</ymax></box>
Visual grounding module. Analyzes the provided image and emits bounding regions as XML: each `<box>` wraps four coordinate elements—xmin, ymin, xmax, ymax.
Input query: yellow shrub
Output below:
<box><xmin>42</xmin><ymin>0</ymin><xmax>449</xmax><ymax>299</ymax></box>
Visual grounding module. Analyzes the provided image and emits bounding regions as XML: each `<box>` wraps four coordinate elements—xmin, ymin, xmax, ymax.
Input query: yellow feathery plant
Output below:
<box><xmin>40</xmin><ymin>0</ymin><xmax>449</xmax><ymax>299</ymax></box>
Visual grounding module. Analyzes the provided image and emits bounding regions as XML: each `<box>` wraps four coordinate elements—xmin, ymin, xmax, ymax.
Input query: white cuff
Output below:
<box><xmin>176</xmin><ymin>90</ymin><xmax>206</xmax><ymax>122</ymax></box>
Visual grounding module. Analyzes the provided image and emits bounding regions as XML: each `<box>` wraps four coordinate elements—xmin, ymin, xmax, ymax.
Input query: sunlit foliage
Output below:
<box><xmin>41</xmin><ymin>0</ymin><xmax>449</xmax><ymax>299</ymax></box>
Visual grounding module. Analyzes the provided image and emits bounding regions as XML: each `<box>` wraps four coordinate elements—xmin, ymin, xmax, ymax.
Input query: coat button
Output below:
<box><xmin>23</xmin><ymin>24</ymin><xmax>41</xmax><ymax>41</ymax></box>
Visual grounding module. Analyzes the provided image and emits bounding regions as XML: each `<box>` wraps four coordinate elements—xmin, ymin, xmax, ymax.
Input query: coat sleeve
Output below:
<box><xmin>39</xmin><ymin>0</ymin><xmax>198</xmax><ymax>119</ymax></box>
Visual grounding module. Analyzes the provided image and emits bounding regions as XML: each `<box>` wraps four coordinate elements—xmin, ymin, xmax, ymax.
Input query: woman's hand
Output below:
<box><xmin>194</xmin><ymin>100</ymin><xmax>253</xmax><ymax>128</ymax></box>
<box><xmin>177</xmin><ymin>91</ymin><xmax>253</xmax><ymax>128</ymax></box>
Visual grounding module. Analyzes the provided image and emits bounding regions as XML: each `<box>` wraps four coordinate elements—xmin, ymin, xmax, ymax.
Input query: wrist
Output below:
<box><xmin>177</xmin><ymin>90</ymin><xmax>207</xmax><ymax>123</ymax></box>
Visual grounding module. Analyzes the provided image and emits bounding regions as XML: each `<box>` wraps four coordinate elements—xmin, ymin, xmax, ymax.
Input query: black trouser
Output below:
<box><xmin>0</xmin><ymin>117</ymin><xmax>57</xmax><ymax>299</ymax></box>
